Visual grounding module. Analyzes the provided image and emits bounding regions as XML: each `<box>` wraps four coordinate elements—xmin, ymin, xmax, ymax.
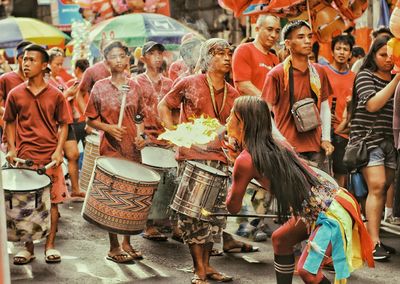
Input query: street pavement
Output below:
<box><xmin>8</xmin><ymin>200</ymin><xmax>400</xmax><ymax>284</ymax></box>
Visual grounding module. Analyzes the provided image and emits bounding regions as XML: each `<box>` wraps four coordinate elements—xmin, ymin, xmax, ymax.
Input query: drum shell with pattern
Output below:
<box><xmin>82</xmin><ymin>157</ymin><xmax>160</xmax><ymax>235</ymax></box>
<box><xmin>141</xmin><ymin>147</ymin><xmax>178</xmax><ymax>220</ymax></box>
<box><xmin>170</xmin><ymin>161</ymin><xmax>228</xmax><ymax>221</ymax></box>
<box><xmin>80</xmin><ymin>134</ymin><xmax>100</xmax><ymax>192</ymax></box>
<box><xmin>3</xmin><ymin>168</ymin><xmax>51</xmax><ymax>242</ymax></box>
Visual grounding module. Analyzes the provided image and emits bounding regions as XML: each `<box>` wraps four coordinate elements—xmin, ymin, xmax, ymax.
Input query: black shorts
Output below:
<box><xmin>332</xmin><ymin>134</ymin><xmax>348</xmax><ymax>175</ymax></box>
<box><xmin>66</xmin><ymin>121</ymin><xmax>86</xmax><ymax>143</ymax></box>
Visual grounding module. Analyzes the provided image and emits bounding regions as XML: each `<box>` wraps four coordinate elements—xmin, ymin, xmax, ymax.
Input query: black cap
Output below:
<box><xmin>142</xmin><ymin>41</ymin><xmax>165</xmax><ymax>56</ymax></box>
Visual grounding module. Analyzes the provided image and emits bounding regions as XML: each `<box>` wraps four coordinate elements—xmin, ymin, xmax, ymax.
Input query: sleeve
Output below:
<box><xmin>354</xmin><ymin>71</ymin><xmax>376</xmax><ymax>106</ymax></box>
<box><xmin>84</xmin><ymin>83</ymin><xmax>101</xmax><ymax>119</ymax></box>
<box><xmin>163</xmin><ymin>78</ymin><xmax>186</xmax><ymax>109</ymax></box>
<box><xmin>232</xmin><ymin>45</ymin><xmax>252</xmax><ymax>83</ymax></box>
<box><xmin>393</xmin><ymin>84</ymin><xmax>400</xmax><ymax>149</ymax></box>
<box><xmin>168</xmin><ymin>61</ymin><xmax>180</xmax><ymax>82</ymax></box>
<box><xmin>78</xmin><ymin>68</ymin><xmax>93</xmax><ymax>93</ymax></box>
<box><xmin>262</xmin><ymin>72</ymin><xmax>280</xmax><ymax>106</ymax></box>
<box><xmin>226</xmin><ymin>152</ymin><xmax>256</xmax><ymax>214</ymax></box>
<box><xmin>318</xmin><ymin>67</ymin><xmax>333</xmax><ymax>102</ymax></box>
<box><xmin>2</xmin><ymin>92</ymin><xmax>17</xmax><ymax>122</ymax></box>
<box><xmin>0</xmin><ymin>75</ymin><xmax>5</xmax><ymax>102</ymax></box>
<box><xmin>55</xmin><ymin>93</ymin><xmax>72</xmax><ymax>124</ymax></box>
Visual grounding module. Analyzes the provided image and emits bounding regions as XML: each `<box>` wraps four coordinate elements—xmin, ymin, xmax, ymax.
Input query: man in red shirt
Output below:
<box><xmin>159</xmin><ymin>38</ymin><xmax>256</xmax><ymax>283</ymax></box>
<box><xmin>322</xmin><ymin>35</ymin><xmax>355</xmax><ymax>187</ymax></box>
<box><xmin>3</xmin><ymin>44</ymin><xmax>70</xmax><ymax>264</ymax></box>
<box><xmin>85</xmin><ymin>40</ymin><xmax>146</xmax><ymax>263</ymax></box>
<box><xmin>262</xmin><ymin>20</ymin><xmax>334</xmax><ymax>172</ymax></box>
<box><xmin>232</xmin><ymin>14</ymin><xmax>280</xmax><ymax>96</ymax></box>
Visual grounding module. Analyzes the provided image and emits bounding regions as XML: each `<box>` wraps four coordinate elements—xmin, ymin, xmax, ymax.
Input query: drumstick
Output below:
<box><xmin>201</xmin><ymin>208</ymin><xmax>281</xmax><ymax>219</ymax></box>
<box><xmin>13</xmin><ymin>157</ymin><xmax>34</xmax><ymax>167</ymax></box>
<box><xmin>37</xmin><ymin>160</ymin><xmax>57</xmax><ymax>175</ymax></box>
<box><xmin>117</xmin><ymin>85</ymin><xmax>129</xmax><ymax>128</ymax></box>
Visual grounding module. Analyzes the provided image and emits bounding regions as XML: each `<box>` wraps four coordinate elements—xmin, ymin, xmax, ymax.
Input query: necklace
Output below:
<box><xmin>144</xmin><ymin>73</ymin><xmax>165</xmax><ymax>100</ymax></box>
<box><xmin>206</xmin><ymin>74</ymin><xmax>227</xmax><ymax>121</ymax></box>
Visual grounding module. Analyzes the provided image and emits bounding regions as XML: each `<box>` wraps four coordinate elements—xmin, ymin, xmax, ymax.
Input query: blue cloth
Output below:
<box><xmin>378</xmin><ymin>0</ymin><xmax>390</xmax><ymax>27</ymax></box>
<box><xmin>303</xmin><ymin>212</ymin><xmax>350</xmax><ymax>280</ymax></box>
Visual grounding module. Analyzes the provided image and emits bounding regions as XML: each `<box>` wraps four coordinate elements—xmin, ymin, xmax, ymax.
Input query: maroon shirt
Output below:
<box><xmin>3</xmin><ymin>83</ymin><xmax>71</xmax><ymax>164</ymax></box>
<box><xmin>78</xmin><ymin>61</ymin><xmax>111</xmax><ymax>94</ymax></box>
<box><xmin>85</xmin><ymin>77</ymin><xmax>144</xmax><ymax>162</ymax></box>
<box><xmin>0</xmin><ymin>71</ymin><xmax>25</xmax><ymax>102</ymax></box>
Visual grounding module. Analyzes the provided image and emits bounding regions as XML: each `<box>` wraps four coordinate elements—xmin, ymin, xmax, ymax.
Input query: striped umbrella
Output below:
<box><xmin>89</xmin><ymin>13</ymin><xmax>204</xmax><ymax>49</ymax></box>
<box><xmin>0</xmin><ymin>17</ymin><xmax>71</xmax><ymax>48</ymax></box>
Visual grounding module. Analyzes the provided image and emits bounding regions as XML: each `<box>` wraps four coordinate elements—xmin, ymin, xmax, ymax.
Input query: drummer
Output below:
<box><xmin>158</xmin><ymin>38</ymin><xmax>257</xmax><ymax>284</ymax></box>
<box><xmin>225</xmin><ymin>96</ymin><xmax>374</xmax><ymax>284</ymax></box>
<box><xmin>136</xmin><ymin>41</ymin><xmax>175</xmax><ymax>241</ymax></box>
<box><xmin>3</xmin><ymin>44</ymin><xmax>70</xmax><ymax>264</ymax></box>
<box><xmin>85</xmin><ymin>40</ymin><xmax>146</xmax><ymax>263</ymax></box>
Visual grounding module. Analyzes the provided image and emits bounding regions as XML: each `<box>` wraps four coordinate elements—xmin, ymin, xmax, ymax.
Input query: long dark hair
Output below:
<box><xmin>233</xmin><ymin>96</ymin><xmax>319</xmax><ymax>221</ymax></box>
<box><xmin>350</xmin><ymin>35</ymin><xmax>391</xmax><ymax>120</ymax></box>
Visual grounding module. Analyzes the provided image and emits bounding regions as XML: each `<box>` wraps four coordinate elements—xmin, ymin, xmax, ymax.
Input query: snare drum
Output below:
<box><xmin>79</xmin><ymin>134</ymin><xmax>100</xmax><ymax>192</ymax></box>
<box><xmin>82</xmin><ymin>157</ymin><xmax>160</xmax><ymax>235</ymax></box>
<box><xmin>3</xmin><ymin>168</ymin><xmax>51</xmax><ymax>242</ymax></box>
<box><xmin>141</xmin><ymin>147</ymin><xmax>178</xmax><ymax>220</ymax></box>
<box><xmin>170</xmin><ymin>161</ymin><xmax>228</xmax><ymax>221</ymax></box>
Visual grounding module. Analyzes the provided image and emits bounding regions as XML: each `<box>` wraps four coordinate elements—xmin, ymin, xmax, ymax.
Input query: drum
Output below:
<box><xmin>170</xmin><ymin>161</ymin><xmax>228</xmax><ymax>221</ymax></box>
<box><xmin>82</xmin><ymin>157</ymin><xmax>160</xmax><ymax>235</ymax></box>
<box><xmin>3</xmin><ymin>168</ymin><xmax>51</xmax><ymax>242</ymax></box>
<box><xmin>79</xmin><ymin>134</ymin><xmax>100</xmax><ymax>192</ymax></box>
<box><xmin>310</xmin><ymin>166</ymin><xmax>339</xmax><ymax>189</ymax></box>
<box><xmin>141</xmin><ymin>147</ymin><xmax>178</xmax><ymax>220</ymax></box>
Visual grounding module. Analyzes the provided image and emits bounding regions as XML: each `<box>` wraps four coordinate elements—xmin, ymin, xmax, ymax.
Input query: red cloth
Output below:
<box><xmin>136</xmin><ymin>74</ymin><xmax>173</xmax><ymax>146</ymax></box>
<box><xmin>232</xmin><ymin>42</ymin><xmax>279</xmax><ymax>93</ymax></box>
<box><xmin>168</xmin><ymin>59</ymin><xmax>188</xmax><ymax>82</ymax></box>
<box><xmin>85</xmin><ymin>78</ymin><xmax>144</xmax><ymax>162</ymax></box>
<box><xmin>0</xmin><ymin>71</ymin><xmax>24</xmax><ymax>102</ymax></box>
<box><xmin>262</xmin><ymin>63</ymin><xmax>332</xmax><ymax>153</ymax></box>
<box><xmin>3</xmin><ymin>83</ymin><xmax>71</xmax><ymax>164</ymax></box>
<box><xmin>322</xmin><ymin>65</ymin><xmax>355</xmax><ymax>139</ymax></box>
<box><xmin>78</xmin><ymin>61</ymin><xmax>111</xmax><ymax>94</ymax></box>
<box><xmin>163</xmin><ymin>74</ymin><xmax>240</xmax><ymax>162</ymax></box>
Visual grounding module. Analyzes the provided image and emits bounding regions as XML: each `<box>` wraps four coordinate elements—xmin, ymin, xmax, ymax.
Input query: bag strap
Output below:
<box><xmin>289</xmin><ymin>65</ymin><xmax>318</xmax><ymax>110</ymax></box>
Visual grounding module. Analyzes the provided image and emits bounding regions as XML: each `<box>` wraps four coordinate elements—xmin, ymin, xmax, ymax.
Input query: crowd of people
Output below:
<box><xmin>0</xmin><ymin>14</ymin><xmax>399</xmax><ymax>284</ymax></box>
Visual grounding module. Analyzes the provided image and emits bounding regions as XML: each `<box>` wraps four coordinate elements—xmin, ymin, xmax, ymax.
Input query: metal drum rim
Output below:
<box><xmin>186</xmin><ymin>161</ymin><xmax>228</xmax><ymax>177</ymax></box>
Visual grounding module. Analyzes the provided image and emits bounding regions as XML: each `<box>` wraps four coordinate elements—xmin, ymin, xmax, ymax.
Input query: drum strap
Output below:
<box><xmin>206</xmin><ymin>74</ymin><xmax>227</xmax><ymax>122</ymax></box>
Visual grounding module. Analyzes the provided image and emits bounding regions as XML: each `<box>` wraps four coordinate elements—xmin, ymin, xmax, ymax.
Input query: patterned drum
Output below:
<box><xmin>141</xmin><ymin>147</ymin><xmax>178</xmax><ymax>220</ymax></box>
<box><xmin>3</xmin><ymin>168</ymin><xmax>51</xmax><ymax>242</ymax></box>
<box><xmin>82</xmin><ymin>157</ymin><xmax>160</xmax><ymax>235</ymax></box>
<box><xmin>79</xmin><ymin>134</ymin><xmax>100</xmax><ymax>192</ymax></box>
<box><xmin>170</xmin><ymin>161</ymin><xmax>228</xmax><ymax>221</ymax></box>
<box><xmin>310</xmin><ymin>166</ymin><xmax>339</xmax><ymax>189</ymax></box>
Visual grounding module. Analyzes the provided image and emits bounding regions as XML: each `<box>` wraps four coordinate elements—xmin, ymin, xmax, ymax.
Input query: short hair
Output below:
<box><xmin>15</xmin><ymin>41</ymin><xmax>32</xmax><ymax>58</ymax></box>
<box><xmin>103</xmin><ymin>40</ymin><xmax>129</xmax><ymax>58</ymax></box>
<box><xmin>256</xmin><ymin>14</ymin><xmax>279</xmax><ymax>27</ymax></box>
<box><xmin>371</xmin><ymin>26</ymin><xmax>393</xmax><ymax>40</ymax></box>
<box><xmin>331</xmin><ymin>35</ymin><xmax>354</xmax><ymax>52</ymax></box>
<box><xmin>282</xmin><ymin>20</ymin><xmax>311</xmax><ymax>40</ymax></box>
<box><xmin>352</xmin><ymin>46</ymin><xmax>365</xmax><ymax>58</ymax></box>
<box><xmin>75</xmin><ymin>58</ymin><xmax>90</xmax><ymax>72</ymax></box>
<box><xmin>24</xmin><ymin>44</ymin><xmax>49</xmax><ymax>63</ymax></box>
<box><xmin>48</xmin><ymin>47</ymin><xmax>64</xmax><ymax>63</ymax></box>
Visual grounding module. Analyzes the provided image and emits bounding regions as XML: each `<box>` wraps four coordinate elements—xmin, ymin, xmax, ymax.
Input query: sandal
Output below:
<box><xmin>210</xmin><ymin>248</ymin><xmax>224</xmax><ymax>256</ymax></box>
<box><xmin>13</xmin><ymin>249</ymin><xmax>35</xmax><ymax>265</ymax></box>
<box><xmin>124</xmin><ymin>248</ymin><xmax>143</xmax><ymax>260</ymax></box>
<box><xmin>207</xmin><ymin>272</ymin><xmax>233</xmax><ymax>282</ymax></box>
<box><xmin>70</xmin><ymin>192</ymin><xmax>86</xmax><ymax>202</ymax></box>
<box><xmin>142</xmin><ymin>232</ymin><xmax>168</xmax><ymax>241</ymax></box>
<box><xmin>223</xmin><ymin>241</ymin><xmax>259</xmax><ymax>253</ymax></box>
<box><xmin>45</xmin><ymin>248</ymin><xmax>61</xmax><ymax>263</ymax></box>
<box><xmin>106</xmin><ymin>249</ymin><xmax>134</xmax><ymax>263</ymax></box>
<box><xmin>191</xmin><ymin>274</ymin><xmax>209</xmax><ymax>284</ymax></box>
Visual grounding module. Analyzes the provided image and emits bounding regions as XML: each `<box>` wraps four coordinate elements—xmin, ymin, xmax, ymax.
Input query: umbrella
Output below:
<box><xmin>0</xmin><ymin>17</ymin><xmax>71</xmax><ymax>49</ymax></box>
<box><xmin>89</xmin><ymin>13</ymin><xmax>204</xmax><ymax>49</ymax></box>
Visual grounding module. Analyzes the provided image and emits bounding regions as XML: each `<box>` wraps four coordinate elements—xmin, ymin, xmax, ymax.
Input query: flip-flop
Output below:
<box><xmin>70</xmin><ymin>192</ymin><xmax>86</xmax><ymax>202</ymax></box>
<box><xmin>142</xmin><ymin>233</ymin><xmax>168</xmax><ymax>241</ymax></box>
<box><xmin>191</xmin><ymin>274</ymin><xmax>209</xmax><ymax>284</ymax></box>
<box><xmin>124</xmin><ymin>248</ymin><xmax>144</xmax><ymax>260</ymax></box>
<box><xmin>13</xmin><ymin>249</ymin><xmax>35</xmax><ymax>265</ymax></box>
<box><xmin>223</xmin><ymin>242</ymin><xmax>259</xmax><ymax>253</ymax></box>
<box><xmin>210</xmin><ymin>248</ymin><xmax>224</xmax><ymax>256</ymax></box>
<box><xmin>106</xmin><ymin>250</ymin><xmax>134</xmax><ymax>264</ymax></box>
<box><xmin>45</xmin><ymin>248</ymin><xmax>61</xmax><ymax>263</ymax></box>
<box><xmin>206</xmin><ymin>272</ymin><xmax>233</xmax><ymax>282</ymax></box>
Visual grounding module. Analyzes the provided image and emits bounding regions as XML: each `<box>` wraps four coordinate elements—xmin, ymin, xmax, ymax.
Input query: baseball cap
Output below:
<box><xmin>142</xmin><ymin>41</ymin><xmax>165</xmax><ymax>56</ymax></box>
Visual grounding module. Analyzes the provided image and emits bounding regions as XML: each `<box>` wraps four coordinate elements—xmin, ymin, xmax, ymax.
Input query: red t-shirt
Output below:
<box><xmin>163</xmin><ymin>74</ymin><xmax>240</xmax><ymax>163</ymax></box>
<box><xmin>168</xmin><ymin>59</ymin><xmax>188</xmax><ymax>82</ymax></box>
<box><xmin>262</xmin><ymin>63</ymin><xmax>332</xmax><ymax>153</ymax></box>
<box><xmin>78</xmin><ymin>61</ymin><xmax>111</xmax><ymax>94</ymax></box>
<box><xmin>232</xmin><ymin>42</ymin><xmax>279</xmax><ymax>93</ymax></box>
<box><xmin>3</xmin><ymin>83</ymin><xmax>71</xmax><ymax>164</ymax></box>
<box><xmin>136</xmin><ymin>73</ymin><xmax>173</xmax><ymax>146</ymax></box>
<box><xmin>85</xmin><ymin>77</ymin><xmax>144</xmax><ymax>162</ymax></box>
<box><xmin>323</xmin><ymin>65</ymin><xmax>355</xmax><ymax>139</ymax></box>
<box><xmin>0</xmin><ymin>71</ymin><xmax>25</xmax><ymax>102</ymax></box>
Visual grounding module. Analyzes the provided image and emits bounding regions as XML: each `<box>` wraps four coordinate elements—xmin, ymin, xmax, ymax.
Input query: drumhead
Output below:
<box><xmin>310</xmin><ymin>166</ymin><xmax>339</xmax><ymax>188</ymax></box>
<box><xmin>141</xmin><ymin>147</ymin><xmax>177</xmax><ymax>169</ymax></box>
<box><xmin>2</xmin><ymin>168</ymin><xmax>51</xmax><ymax>192</ymax></box>
<box><xmin>96</xmin><ymin>156</ymin><xmax>160</xmax><ymax>183</ymax></box>
<box><xmin>187</xmin><ymin>161</ymin><xmax>227</xmax><ymax>177</ymax></box>
<box><xmin>86</xmin><ymin>134</ymin><xmax>100</xmax><ymax>145</ymax></box>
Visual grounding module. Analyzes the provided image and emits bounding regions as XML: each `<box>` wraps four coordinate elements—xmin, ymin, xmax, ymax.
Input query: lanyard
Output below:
<box><xmin>144</xmin><ymin>73</ymin><xmax>164</xmax><ymax>100</ymax></box>
<box><xmin>206</xmin><ymin>74</ymin><xmax>227</xmax><ymax>121</ymax></box>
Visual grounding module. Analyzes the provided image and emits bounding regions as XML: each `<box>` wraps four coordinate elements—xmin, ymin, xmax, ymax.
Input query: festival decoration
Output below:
<box><xmin>388</xmin><ymin>0</ymin><xmax>400</xmax><ymax>74</ymax></box>
<box><xmin>70</xmin><ymin>15</ymin><xmax>92</xmax><ymax>68</ymax></box>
